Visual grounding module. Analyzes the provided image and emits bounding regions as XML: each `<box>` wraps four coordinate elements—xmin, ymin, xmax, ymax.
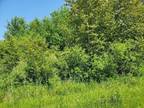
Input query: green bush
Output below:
<box><xmin>110</xmin><ymin>39</ymin><xmax>144</xmax><ymax>76</ymax></box>
<box><xmin>0</xmin><ymin>39</ymin><xmax>20</xmax><ymax>74</ymax></box>
<box><xmin>88</xmin><ymin>53</ymin><xmax>117</xmax><ymax>82</ymax></box>
<box><xmin>56</xmin><ymin>46</ymin><xmax>89</xmax><ymax>81</ymax></box>
<box><xmin>0</xmin><ymin>36</ymin><xmax>58</xmax><ymax>87</ymax></box>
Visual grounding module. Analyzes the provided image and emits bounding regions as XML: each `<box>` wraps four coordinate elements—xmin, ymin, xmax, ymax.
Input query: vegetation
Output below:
<box><xmin>1</xmin><ymin>76</ymin><xmax>144</xmax><ymax>108</ymax></box>
<box><xmin>0</xmin><ymin>0</ymin><xmax>144</xmax><ymax>107</ymax></box>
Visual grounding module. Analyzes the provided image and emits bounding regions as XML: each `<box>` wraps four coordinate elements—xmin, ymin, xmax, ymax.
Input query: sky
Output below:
<box><xmin>0</xmin><ymin>0</ymin><xmax>65</xmax><ymax>39</ymax></box>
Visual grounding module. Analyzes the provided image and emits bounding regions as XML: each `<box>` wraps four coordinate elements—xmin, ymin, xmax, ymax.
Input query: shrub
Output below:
<box><xmin>110</xmin><ymin>40</ymin><xmax>143</xmax><ymax>76</ymax></box>
<box><xmin>0</xmin><ymin>36</ymin><xmax>58</xmax><ymax>86</ymax></box>
<box><xmin>88</xmin><ymin>53</ymin><xmax>117</xmax><ymax>82</ymax></box>
<box><xmin>0</xmin><ymin>39</ymin><xmax>19</xmax><ymax>74</ymax></box>
<box><xmin>56</xmin><ymin>46</ymin><xmax>89</xmax><ymax>81</ymax></box>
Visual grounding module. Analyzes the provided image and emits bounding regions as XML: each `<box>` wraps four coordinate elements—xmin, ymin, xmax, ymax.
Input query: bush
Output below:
<box><xmin>110</xmin><ymin>40</ymin><xmax>144</xmax><ymax>76</ymax></box>
<box><xmin>88</xmin><ymin>53</ymin><xmax>116</xmax><ymax>82</ymax></box>
<box><xmin>56</xmin><ymin>46</ymin><xmax>89</xmax><ymax>81</ymax></box>
<box><xmin>0</xmin><ymin>36</ymin><xmax>58</xmax><ymax>87</ymax></box>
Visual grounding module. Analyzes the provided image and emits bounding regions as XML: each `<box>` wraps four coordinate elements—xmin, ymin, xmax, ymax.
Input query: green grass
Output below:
<box><xmin>0</xmin><ymin>76</ymin><xmax>144</xmax><ymax>108</ymax></box>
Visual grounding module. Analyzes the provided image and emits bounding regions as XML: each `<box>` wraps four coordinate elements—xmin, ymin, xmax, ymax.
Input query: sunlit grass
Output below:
<box><xmin>0</xmin><ymin>76</ymin><xmax>144</xmax><ymax>108</ymax></box>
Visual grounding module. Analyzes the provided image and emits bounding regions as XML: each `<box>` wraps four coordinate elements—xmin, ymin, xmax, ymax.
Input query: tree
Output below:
<box><xmin>5</xmin><ymin>17</ymin><xmax>28</xmax><ymax>38</ymax></box>
<box><xmin>65</xmin><ymin>0</ymin><xmax>144</xmax><ymax>54</ymax></box>
<box><xmin>50</xmin><ymin>7</ymin><xmax>73</xmax><ymax>50</ymax></box>
<box><xmin>29</xmin><ymin>18</ymin><xmax>46</xmax><ymax>37</ymax></box>
<box><xmin>113</xmin><ymin>0</ymin><xmax>144</xmax><ymax>41</ymax></box>
<box><xmin>44</xmin><ymin>7</ymin><xmax>73</xmax><ymax>50</ymax></box>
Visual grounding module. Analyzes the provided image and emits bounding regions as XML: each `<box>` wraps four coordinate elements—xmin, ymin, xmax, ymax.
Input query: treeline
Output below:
<box><xmin>0</xmin><ymin>0</ymin><xmax>144</xmax><ymax>87</ymax></box>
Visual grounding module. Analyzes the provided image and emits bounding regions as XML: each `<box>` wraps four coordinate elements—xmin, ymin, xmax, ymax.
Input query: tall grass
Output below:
<box><xmin>0</xmin><ymin>76</ymin><xmax>144</xmax><ymax>108</ymax></box>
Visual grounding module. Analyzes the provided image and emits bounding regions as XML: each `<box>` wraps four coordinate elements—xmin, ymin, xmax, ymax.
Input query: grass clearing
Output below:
<box><xmin>0</xmin><ymin>76</ymin><xmax>144</xmax><ymax>108</ymax></box>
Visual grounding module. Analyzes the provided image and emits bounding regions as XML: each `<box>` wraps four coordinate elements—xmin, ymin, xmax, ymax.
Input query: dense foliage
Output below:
<box><xmin>1</xmin><ymin>0</ymin><xmax>144</xmax><ymax>87</ymax></box>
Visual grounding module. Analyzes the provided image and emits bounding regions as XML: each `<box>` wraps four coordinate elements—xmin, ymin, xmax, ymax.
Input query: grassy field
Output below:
<box><xmin>0</xmin><ymin>76</ymin><xmax>144</xmax><ymax>108</ymax></box>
